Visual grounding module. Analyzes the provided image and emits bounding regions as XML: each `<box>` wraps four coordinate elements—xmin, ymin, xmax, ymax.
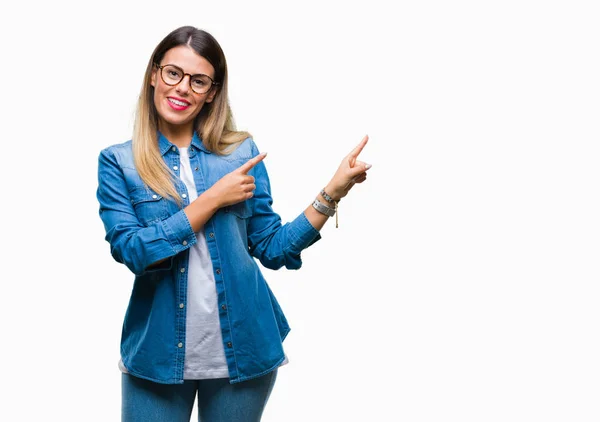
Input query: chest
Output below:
<box><xmin>123</xmin><ymin>153</ymin><xmax>252</xmax><ymax>226</ymax></box>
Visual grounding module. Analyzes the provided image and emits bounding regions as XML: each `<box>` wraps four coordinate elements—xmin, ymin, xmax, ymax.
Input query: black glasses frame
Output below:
<box><xmin>155</xmin><ymin>63</ymin><xmax>220</xmax><ymax>94</ymax></box>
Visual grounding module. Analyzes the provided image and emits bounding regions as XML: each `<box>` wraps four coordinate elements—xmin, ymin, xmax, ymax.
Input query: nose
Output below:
<box><xmin>176</xmin><ymin>75</ymin><xmax>191</xmax><ymax>95</ymax></box>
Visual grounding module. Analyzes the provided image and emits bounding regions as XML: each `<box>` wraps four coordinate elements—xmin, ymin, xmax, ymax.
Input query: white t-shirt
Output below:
<box><xmin>178</xmin><ymin>146</ymin><xmax>229</xmax><ymax>379</ymax></box>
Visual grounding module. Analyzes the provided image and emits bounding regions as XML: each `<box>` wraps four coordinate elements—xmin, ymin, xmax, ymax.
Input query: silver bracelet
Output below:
<box><xmin>320</xmin><ymin>188</ymin><xmax>339</xmax><ymax>204</ymax></box>
<box><xmin>312</xmin><ymin>199</ymin><xmax>336</xmax><ymax>217</ymax></box>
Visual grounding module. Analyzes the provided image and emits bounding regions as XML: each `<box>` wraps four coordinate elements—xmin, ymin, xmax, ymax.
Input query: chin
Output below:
<box><xmin>160</xmin><ymin>109</ymin><xmax>195</xmax><ymax>126</ymax></box>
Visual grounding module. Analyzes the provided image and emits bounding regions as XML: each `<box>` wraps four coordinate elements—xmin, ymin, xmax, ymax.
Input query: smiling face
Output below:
<box><xmin>151</xmin><ymin>45</ymin><xmax>217</xmax><ymax>137</ymax></box>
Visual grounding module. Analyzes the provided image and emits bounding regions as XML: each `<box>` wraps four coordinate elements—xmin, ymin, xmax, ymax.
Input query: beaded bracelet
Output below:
<box><xmin>320</xmin><ymin>188</ymin><xmax>339</xmax><ymax>228</ymax></box>
<box><xmin>320</xmin><ymin>188</ymin><xmax>339</xmax><ymax>204</ymax></box>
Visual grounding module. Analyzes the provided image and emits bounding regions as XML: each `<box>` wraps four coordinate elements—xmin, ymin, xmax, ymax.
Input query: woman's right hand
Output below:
<box><xmin>208</xmin><ymin>152</ymin><xmax>267</xmax><ymax>208</ymax></box>
<box><xmin>323</xmin><ymin>135</ymin><xmax>371</xmax><ymax>201</ymax></box>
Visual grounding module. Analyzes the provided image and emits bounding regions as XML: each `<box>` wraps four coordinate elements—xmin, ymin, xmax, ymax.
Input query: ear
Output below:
<box><xmin>150</xmin><ymin>65</ymin><xmax>157</xmax><ymax>88</ymax></box>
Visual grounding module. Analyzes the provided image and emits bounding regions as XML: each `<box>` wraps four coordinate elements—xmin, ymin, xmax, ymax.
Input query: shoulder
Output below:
<box><xmin>99</xmin><ymin>139</ymin><xmax>133</xmax><ymax>157</ymax></box>
<box><xmin>100</xmin><ymin>139</ymin><xmax>132</xmax><ymax>155</ymax></box>
<box><xmin>224</xmin><ymin>137</ymin><xmax>260</xmax><ymax>160</ymax></box>
<box><xmin>98</xmin><ymin>140</ymin><xmax>134</xmax><ymax>169</ymax></box>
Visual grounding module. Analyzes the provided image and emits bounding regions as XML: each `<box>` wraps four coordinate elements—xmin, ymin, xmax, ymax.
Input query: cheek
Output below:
<box><xmin>190</xmin><ymin>101</ymin><xmax>207</xmax><ymax>118</ymax></box>
<box><xmin>153</xmin><ymin>84</ymin><xmax>171</xmax><ymax>108</ymax></box>
<box><xmin>153</xmin><ymin>88</ymin><xmax>163</xmax><ymax>109</ymax></box>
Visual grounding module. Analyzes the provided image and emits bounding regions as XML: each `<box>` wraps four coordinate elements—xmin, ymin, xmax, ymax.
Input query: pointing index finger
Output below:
<box><xmin>349</xmin><ymin>135</ymin><xmax>369</xmax><ymax>159</ymax></box>
<box><xmin>238</xmin><ymin>152</ymin><xmax>267</xmax><ymax>174</ymax></box>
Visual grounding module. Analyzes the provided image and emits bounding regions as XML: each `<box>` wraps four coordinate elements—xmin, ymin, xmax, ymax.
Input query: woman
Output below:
<box><xmin>96</xmin><ymin>25</ymin><xmax>371</xmax><ymax>422</ymax></box>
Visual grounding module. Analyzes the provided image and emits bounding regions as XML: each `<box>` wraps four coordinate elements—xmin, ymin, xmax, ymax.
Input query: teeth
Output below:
<box><xmin>169</xmin><ymin>98</ymin><xmax>188</xmax><ymax>106</ymax></box>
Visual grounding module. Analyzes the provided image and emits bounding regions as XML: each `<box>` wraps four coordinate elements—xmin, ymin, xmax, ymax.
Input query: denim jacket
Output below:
<box><xmin>96</xmin><ymin>132</ymin><xmax>321</xmax><ymax>384</ymax></box>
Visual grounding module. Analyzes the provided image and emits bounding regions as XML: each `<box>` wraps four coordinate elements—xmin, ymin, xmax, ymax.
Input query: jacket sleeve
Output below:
<box><xmin>96</xmin><ymin>148</ymin><xmax>196</xmax><ymax>276</ymax></box>
<box><xmin>246</xmin><ymin>140</ymin><xmax>321</xmax><ymax>270</ymax></box>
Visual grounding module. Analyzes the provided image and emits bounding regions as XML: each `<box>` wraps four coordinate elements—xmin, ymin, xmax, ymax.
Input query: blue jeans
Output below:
<box><xmin>121</xmin><ymin>370</ymin><xmax>277</xmax><ymax>422</ymax></box>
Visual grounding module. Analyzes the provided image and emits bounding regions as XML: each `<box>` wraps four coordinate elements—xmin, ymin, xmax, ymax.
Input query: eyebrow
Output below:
<box><xmin>163</xmin><ymin>63</ymin><xmax>213</xmax><ymax>78</ymax></box>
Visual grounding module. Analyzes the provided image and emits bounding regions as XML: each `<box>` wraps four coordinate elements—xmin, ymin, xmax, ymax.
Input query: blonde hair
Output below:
<box><xmin>132</xmin><ymin>26</ymin><xmax>251</xmax><ymax>204</ymax></box>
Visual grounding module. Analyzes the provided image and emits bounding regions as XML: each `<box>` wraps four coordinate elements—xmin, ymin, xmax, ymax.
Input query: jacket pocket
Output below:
<box><xmin>226</xmin><ymin>200</ymin><xmax>252</xmax><ymax>219</ymax></box>
<box><xmin>129</xmin><ymin>187</ymin><xmax>169</xmax><ymax>225</ymax></box>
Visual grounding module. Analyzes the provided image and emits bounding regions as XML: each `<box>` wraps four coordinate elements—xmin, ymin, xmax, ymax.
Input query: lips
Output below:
<box><xmin>167</xmin><ymin>97</ymin><xmax>191</xmax><ymax>111</ymax></box>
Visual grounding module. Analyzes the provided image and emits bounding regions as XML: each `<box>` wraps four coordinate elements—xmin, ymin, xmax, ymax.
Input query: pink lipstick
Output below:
<box><xmin>167</xmin><ymin>97</ymin><xmax>190</xmax><ymax>111</ymax></box>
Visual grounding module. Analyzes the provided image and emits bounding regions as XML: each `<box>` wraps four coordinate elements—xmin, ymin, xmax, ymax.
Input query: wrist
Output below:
<box><xmin>315</xmin><ymin>188</ymin><xmax>340</xmax><ymax>228</ymax></box>
<box><xmin>322</xmin><ymin>184</ymin><xmax>342</xmax><ymax>202</ymax></box>
<box><xmin>312</xmin><ymin>198</ymin><xmax>336</xmax><ymax>217</ymax></box>
<box><xmin>199</xmin><ymin>189</ymin><xmax>222</xmax><ymax>212</ymax></box>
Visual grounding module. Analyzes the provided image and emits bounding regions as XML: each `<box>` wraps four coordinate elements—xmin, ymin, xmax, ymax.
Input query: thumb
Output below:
<box><xmin>349</xmin><ymin>161</ymin><xmax>372</xmax><ymax>177</ymax></box>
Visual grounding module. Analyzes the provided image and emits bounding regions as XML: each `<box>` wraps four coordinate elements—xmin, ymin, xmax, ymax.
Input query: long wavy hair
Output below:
<box><xmin>132</xmin><ymin>26</ymin><xmax>251</xmax><ymax>204</ymax></box>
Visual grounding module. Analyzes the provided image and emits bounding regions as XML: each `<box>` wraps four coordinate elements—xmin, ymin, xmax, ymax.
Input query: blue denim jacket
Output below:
<box><xmin>96</xmin><ymin>132</ymin><xmax>321</xmax><ymax>384</ymax></box>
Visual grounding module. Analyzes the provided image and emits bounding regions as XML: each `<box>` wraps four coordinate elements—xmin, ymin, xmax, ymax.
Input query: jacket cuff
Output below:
<box><xmin>162</xmin><ymin>209</ymin><xmax>197</xmax><ymax>253</ymax></box>
<box><xmin>289</xmin><ymin>212</ymin><xmax>322</xmax><ymax>252</ymax></box>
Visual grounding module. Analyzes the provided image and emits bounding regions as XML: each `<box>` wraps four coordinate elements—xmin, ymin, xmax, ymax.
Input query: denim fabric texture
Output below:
<box><xmin>121</xmin><ymin>369</ymin><xmax>277</xmax><ymax>422</ymax></box>
<box><xmin>97</xmin><ymin>132</ymin><xmax>321</xmax><ymax>384</ymax></box>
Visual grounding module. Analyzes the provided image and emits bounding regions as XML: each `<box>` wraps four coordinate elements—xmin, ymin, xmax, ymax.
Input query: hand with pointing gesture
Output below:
<box><xmin>323</xmin><ymin>135</ymin><xmax>371</xmax><ymax>201</ymax></box>
<box><xmin>208</xmin><ymin>152</ymin><xmax>268</xmax><ymax>208</ymax></box>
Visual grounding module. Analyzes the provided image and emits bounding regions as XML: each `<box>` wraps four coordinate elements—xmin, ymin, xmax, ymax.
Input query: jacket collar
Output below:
<box><xmin>158</xmin><ymin>131</ymin><xmax>212</xmax><ymax>155</ymax></box>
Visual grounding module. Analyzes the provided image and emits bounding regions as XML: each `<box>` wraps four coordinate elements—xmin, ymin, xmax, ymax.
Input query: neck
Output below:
<box><xmin>159</xmin><ymin>121</ymin><xmax>194</xmax><ymax>148</ymax></box>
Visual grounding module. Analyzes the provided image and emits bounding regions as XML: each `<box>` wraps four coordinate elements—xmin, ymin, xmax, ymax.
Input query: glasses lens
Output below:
<box><xmin>161</xmin><ymin>65</ymin><xmax>183</xmax><ymax>85</ymax></box>
<box><xmin>190</xmin><ymin>75</ymin><xmax>212</xmax><ymax>94</ymax></box>
<box><xmin>159</xmin><ymin>65</ymin><xmax>214</xmax><ymax>94</ymax></box>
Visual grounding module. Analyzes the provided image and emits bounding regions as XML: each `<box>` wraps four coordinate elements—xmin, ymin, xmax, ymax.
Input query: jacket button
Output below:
<box><xmin>227</xmin><ymin>342</ymin><xmax>232</xmax><ymax>348</ymax></box>
<box><xmin>216</xmin><ymin>269</ymin><xmax>221</xmax><ymax>275</ymax></box>
<box><xmin>179</xmin><ymin>303</ymin><xmax>184</xmax><ymax>309</ymax></box>
<box><xmin>209</xmin><ymin>232</ymin><xmax>214</xmax><ymax>238</ymax></box>
<box><xmin>182</xmin><ymin>240</ymin><xmax>188</xmax><ymax>246</ymax></box>
<box><xmin>221</xmin><ymin>304</ymin><xmax>227</xmax><ymax>310</ymax></box>
<box><xmin>178</xmin><ymin>342</ymin><xmax>183</xmax><ymax>348</ymax></box>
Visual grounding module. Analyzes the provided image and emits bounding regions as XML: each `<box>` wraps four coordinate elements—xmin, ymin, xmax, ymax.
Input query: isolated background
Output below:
<box><xmin>1</xmin><ymin>0</ymin><xmax>599</xmax><ymax>421</ymax></box>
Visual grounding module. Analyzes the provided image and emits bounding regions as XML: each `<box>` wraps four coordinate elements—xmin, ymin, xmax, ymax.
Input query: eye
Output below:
<box><xmin>162</xmin><ymin>65</ymin><xmax>183</xmax><ymax>81</ymax></box>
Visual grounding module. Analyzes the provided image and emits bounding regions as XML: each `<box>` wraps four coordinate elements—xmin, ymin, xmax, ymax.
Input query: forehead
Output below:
<box><xmin>161</xmin><ymin>45</ymin><xmax>215</xmax><ymax>77</ymax></box>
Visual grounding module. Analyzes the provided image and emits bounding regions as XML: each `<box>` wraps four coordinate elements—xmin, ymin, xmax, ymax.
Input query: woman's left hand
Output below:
<box><xmin>324</xmin><ymin>135</ymin><xmax>371</xmax><ymax>201</ymax></box>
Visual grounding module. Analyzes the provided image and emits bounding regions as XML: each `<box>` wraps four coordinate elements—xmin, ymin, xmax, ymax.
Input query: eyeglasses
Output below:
<box><xmin>155</xmin><ymin>63</ymin><xmax>219</xmax><ymax>94</ymax></box>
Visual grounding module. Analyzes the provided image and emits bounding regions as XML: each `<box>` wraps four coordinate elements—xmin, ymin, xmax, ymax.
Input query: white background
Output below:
<box><xmin>1</xmin><ymin>1</ymin><xmax>599</xmax><ymax>421</ymax></box>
